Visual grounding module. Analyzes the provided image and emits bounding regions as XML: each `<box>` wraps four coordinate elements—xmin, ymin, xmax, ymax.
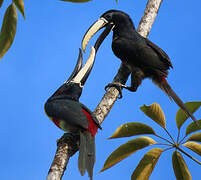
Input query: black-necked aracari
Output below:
<box><xmin>44</xmin><ymin>47</ymin><xmax>101</xmax><ymax>180</ymax></box>
<box><xmin>82</xmin><ymin>9</ymin><xmax>197</xmax><ymax>124</ymax></box>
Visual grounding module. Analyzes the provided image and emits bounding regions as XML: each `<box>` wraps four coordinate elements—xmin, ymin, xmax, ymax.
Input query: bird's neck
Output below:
<box><xmin>47</xmin><ymin>94</ymin><xmax>79</xmax><ymax>102</ymax></box>
<box><xmin>113</xmin><ymin>21</ymin><xmax>138</xmax><ymax>39</ymax></box>
<box><xmin>48</xmin><ymin>83</ymin><xmax>82</xmax><ymax>102</ymax></box>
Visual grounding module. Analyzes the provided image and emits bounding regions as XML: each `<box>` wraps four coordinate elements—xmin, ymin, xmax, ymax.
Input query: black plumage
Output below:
<box><xmin>82</xmin><ymin>9</ymin><xmax>197</xmax><ymax>124</ymax></box>
<box><xmin>44</xmin><ymin>47</ymin><xmax>101</xmax><ymax>180</ymax></box>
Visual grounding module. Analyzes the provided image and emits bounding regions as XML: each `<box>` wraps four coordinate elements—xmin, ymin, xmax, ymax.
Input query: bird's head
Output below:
<box><xmin>82</xmin><ymin>10</ymin><xmax>134</xmax><ymax>52</ymax></box>
<box><xmin>101</xmin><ymin>10</ymin><xmax>132</xmax><ymax>26</ymax></box>
<box><xmin>49</xmin><ymin>47</ymin><xmax>96</xmax><ymax>101</ymax></box>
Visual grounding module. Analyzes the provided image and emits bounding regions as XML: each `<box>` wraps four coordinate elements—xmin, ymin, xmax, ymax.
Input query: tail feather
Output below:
<box><xmin>86</xmin><ymin>133</ymin><xmax>95</xmax><ymax>180</ymax></box>
<box><xmin>78</xmin><ymin>131</ymin><xmax>95</xmax><ymax>180</ymax></box>
<box><xmin>160</xmin><ymin>79</ymin><xmax>197</xmax><ymax>124</ymax></box>
<box><xmin>78</xmin><ymin>131</ymin><xmax>87</xmax><ymax>176</ymax></box>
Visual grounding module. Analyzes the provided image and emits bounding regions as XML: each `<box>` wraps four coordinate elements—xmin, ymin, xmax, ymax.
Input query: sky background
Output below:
<box><xmin>0</xmin><ymin>0</ymin><xmax>201</xmax><ymax>180</ymax></box>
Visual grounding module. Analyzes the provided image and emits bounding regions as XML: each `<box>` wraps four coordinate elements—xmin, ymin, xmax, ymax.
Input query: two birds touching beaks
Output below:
<box><xmin>45</xmin><ymin>10</ymin><xmax>198</xmax><ymax>180</ymax></box>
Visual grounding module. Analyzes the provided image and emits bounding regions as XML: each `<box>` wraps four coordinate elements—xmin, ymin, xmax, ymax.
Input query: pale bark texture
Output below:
<box><xmin>46</xmin><ymin>0</ymin><xmax>163</xmax><ymax>179</ymax></box>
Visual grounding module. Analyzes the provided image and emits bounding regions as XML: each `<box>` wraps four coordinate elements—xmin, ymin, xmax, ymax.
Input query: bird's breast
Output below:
<box><xmin>112</xmin><ymin>38</ymin><xmax>138</xmax><ymax>63</ymax></box>
<box><xmin>51</xmin><ymin>117</ymin><xmax>78</xmax><ymax>132</ymax></box>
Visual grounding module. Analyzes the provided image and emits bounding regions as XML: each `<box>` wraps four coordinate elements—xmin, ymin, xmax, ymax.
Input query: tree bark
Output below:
<box><xmin>46</xmin><ymin>0</ymin><xmax>163</xmax><ymax>179</ymax></box>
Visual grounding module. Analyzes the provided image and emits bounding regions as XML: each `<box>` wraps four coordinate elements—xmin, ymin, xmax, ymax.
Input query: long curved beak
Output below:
<box><xmin>65</xmin><ymin>48</ymin><xmax>83</xmax><ymax>84</ymax></box>
<box><xmin>94</xmin><ymin>23</ymin><xmax>114</xmax><ymax>52</ymax></box>
<box><xmin>82</xmin><ymin>17</ymin><xmax>114</xmax><ymax>53</ymax></box>
<box><xmin>71</xmin><ymin>46</ymin><xmax>96</xmax><ymax>86</ymax></box>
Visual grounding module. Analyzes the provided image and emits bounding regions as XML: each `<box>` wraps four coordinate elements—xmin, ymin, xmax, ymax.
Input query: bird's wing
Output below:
<box><xmin>80</xmin><ymin>103</ymin><xmax>102</xmax><ymax>129</ymax></box>
<box><xmin>112</xmin><ymin>37</ymin><xmax>171</xmax><ymax>75</ymax></box>
<box><xmin>145</xmin><ymin>38</ymin><xmax>173</xmax><ymax>69</ymax></box>
<box><xmin>49</xmin><ymin>99</ymin><xmax>89</xmax><ymax>130</ymax></box>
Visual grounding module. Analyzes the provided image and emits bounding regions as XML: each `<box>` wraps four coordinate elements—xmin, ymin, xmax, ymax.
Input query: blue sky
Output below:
<box><xmin>0</xmin><ymin>0</ymin><xmax>201</xmax><ymax>180</ymax></box>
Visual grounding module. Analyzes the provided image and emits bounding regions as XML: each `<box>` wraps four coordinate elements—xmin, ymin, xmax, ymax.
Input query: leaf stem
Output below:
<box><xmin>154</xmin><ymin>134</ymin><xmax>174</xmax><ymax>145</ymax></box>
<box><xmin>155</xmin><ymin>143</ymin><xmax>173</xmax><ymax>146</ymax></box>
<box><xmin>177</xmin><ymin>129</ymin><xmax>180</xmax><ymax>144</ymax></box>
<box><xmin>177</xmin><ymin>146</ymin><xmax>201</xmax><ymax>165</ymax></box>
<box><xmin>179</xmin><ymin>135</ymin><xmax>188</xmax><ymax>145</ymax></box>
<box><xmin>163</xmin><ymin>127</ymin><xmax>176</xmax><ymax>145</ymax></box>
<box><xmin>164</xmin><ymin>147</ymin><xmax>174</xmax><ymax>152</ymax></box>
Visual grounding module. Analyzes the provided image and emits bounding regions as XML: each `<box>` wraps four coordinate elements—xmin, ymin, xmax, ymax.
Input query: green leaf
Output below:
<box><xmin>13</xmin><ymin>0</ymin><xmax>25</xmax><ymax>19</ymax></box>
<box><xmin>140</xmin><ymin>103</ymin><xmax>166</xmax><ymax>128</ymax></box>
<box><xmin>185</xmin><ymin>119</ymin><xmax>201</xmax><ymax>136</ymax></box>
<box><xmin>100</xmin><ymin>137</ymin><xmax>156</xmax><ymax>172</ymax></box>
<box><xmin>60</xmin><ymin>0</ymin><xmax>92</xmax><ymax>3</ymax></box>
<box><xmin>0</xmin><ymin>3</ymin><xmax>17</xmax><ymax>60</ymax></box>
<box><xmin>172</xmin><ymin>151</ymin><xmax>191</xmax><ymax>180</ymax></box>
<box><xmin>109</xmin><ymin>122</ymin><xmax>155</xmax><ymax>139</ymax></box>
<box><xmin>187</xmin><ymin>133</ymin><xmax>201</xmax><ymax>142</ymax></box>
<box><xmin>0</xmin><ymin>0</ymin><xmax>4</xmax><ymax>8</ymax></box>
<box><xmin>115</xmin><ymin>0</ymin><xmax>118</xmax><ymax>3</ymax></box>
<box><xmin>131</xmin><ymin>148</ymin><xmax>163</xmax><ymax>180</ymax></box>
<box><xmin>176</xmin><ymin>101</ymin><xmax>201</xmax><ymax>129</ymax></box>
<box><xmin>183</xmin><ymin>142</ymin><xmax>201</xmax><ymax>156</ymax></box>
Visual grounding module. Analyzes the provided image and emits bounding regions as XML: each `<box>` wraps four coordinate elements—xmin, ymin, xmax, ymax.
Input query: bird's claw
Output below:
<box><xmin>105</xmin><ymin>83</ymin><xmax>123</xmax><ymax>99</ymax></box>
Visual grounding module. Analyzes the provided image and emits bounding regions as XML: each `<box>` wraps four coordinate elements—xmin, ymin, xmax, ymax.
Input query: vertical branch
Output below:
<box><xmin>137</xmin><ymin>0</ymin><xmax>163</xmax><ymax>37</ymax></box>
<box><xmin>46</xmin><ymin>0</ymin><xmax>163</xmax><ymax>179</ymax></box>
<box><xmin>95</xmin><ymin>0</ymin><xmax>163</xmax><ymax>123</ymax></box>
<box><xmin>46</xmin><ymin>134</ymin><xmax>79</xmax><ymax>180</ymax></box>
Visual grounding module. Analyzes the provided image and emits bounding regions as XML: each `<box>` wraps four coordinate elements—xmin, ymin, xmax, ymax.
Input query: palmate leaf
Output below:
<box><xmin>0</xmin><ymin>0</ymin><xmax>3</xmax><ymax>8</ymax></box>
<box><xmin>131</xmin><ymin>148</ymin><xmax>163</xmax><ymax>180</ymax></box>
<box><xmin>140</xmin><ymin>103</ymin><xmax>166</xmax><ymax>128</ymax></box>
<box><xmin>172</xmin><ymin>151</ymin><xmax>191</xmax><ymax>180</ymax></box>
<box><xmin>183</xmin><ymin>142</ymin><xmax>201</xmax><ymax>156</ymax></box>
<box><xmin>100</xmin><ymin>137</ymin><xmax>156</xmax><ymax>172</ymax></box>
<box><xmin>185</xmin><ymin>119</ymin><xmax>201</xmax><ymax>136</ymax></box>
<box><xmin>13</xmin><ymin>0</ymin><xmax>25</xmax><ymax>19</ymax></box>
<box><xmin>60</xmin><ymin>0</ymin><xmax>92</xmax><ymax>3</ymax></box>
<box><xmin>109</xmin><ymin>122</ymin><xmax>155</xmax><ymax>139</ymax></box>
<box><xmin>0</xmin><ymin>3</ymin><xmax>17</xmax><ymax>60</ymax></box>
<box><xmin>187</xmin><ymin>133</ymin><xmax>201</xmax><ymax>143</ymax></box>
<box><xmin>176</xmin><ymin>101</ymin><xmax>201</xmax><ymax>129</ymax></box>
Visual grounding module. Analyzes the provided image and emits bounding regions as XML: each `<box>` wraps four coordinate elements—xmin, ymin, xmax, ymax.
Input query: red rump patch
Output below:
<box><xmin>81</xmin><ymin>108</ymin><xmax>98</xmax><ymax>137</ymax></box>
<box><xmin>52</xmin><ymin>118</ymin><xmax>61</xmax><ymax>129</ymax></box>
<box><xmin>160</xmin><ymin>77</ymin><xmax>167</xmax><ymax>84</ymax></box>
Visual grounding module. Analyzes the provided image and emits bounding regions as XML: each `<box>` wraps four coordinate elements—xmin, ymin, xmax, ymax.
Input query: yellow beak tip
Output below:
<box><xmin>82</xmin><ymin>44</ymin><xmax>86</xmax><ymax>53</ymax></box>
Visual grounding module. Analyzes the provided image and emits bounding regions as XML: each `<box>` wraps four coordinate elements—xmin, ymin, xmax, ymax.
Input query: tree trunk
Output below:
<box><xmin>46</xmin><ymin>0</ymin><xmax>163</xmax><ymax>179</ymax></box>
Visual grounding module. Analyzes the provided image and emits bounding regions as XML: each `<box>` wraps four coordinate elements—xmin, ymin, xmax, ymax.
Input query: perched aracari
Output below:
<box><xmin>44</xmin><ymin>47</ymin><xmax>102</xmax><ymax>180</ymax></box>
<box><xmin>82</xmin><ymin>9</ymin><xmax>197</xmax><ymax>124</ymax></box>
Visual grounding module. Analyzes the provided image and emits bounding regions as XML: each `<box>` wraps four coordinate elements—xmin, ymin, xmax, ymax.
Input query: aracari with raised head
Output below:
<box><xmin>44</xmin><ymin>47</ymin><xmax>101</xmax><ymax>180</ymax></box>
<box><xmin>82</xmin><ymin>9</ymin><xmax>197</xmax><ymax>124</ymax></box>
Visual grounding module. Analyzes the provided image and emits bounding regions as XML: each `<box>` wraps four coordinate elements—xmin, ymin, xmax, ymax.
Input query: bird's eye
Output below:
<box><xmin>105</xmin><ymin>14</ymin><xmax>111</xmax><ymax>20</ymax></box>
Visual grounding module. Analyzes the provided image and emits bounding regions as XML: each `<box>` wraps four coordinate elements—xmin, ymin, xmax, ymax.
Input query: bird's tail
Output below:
<box><xmin>78</xmin><ymin>131</ymin><xmax>95</xmax><ymax>180</ymax></box>
<box><xmin>158</xmin><ymin>78</ymin><xmax>197</xmax><ymax>124</ymax></box>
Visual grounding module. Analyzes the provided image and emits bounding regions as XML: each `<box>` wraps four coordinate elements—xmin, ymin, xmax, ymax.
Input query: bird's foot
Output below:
<box><xmin>105</xmin><ymin>82</ymin><xmax>127</xmax><ymax>99</ymax></box>
<box><xmin>123</xmin><ymin>85</ymin><xmax>138</xmax><ymax>92</ymax></box>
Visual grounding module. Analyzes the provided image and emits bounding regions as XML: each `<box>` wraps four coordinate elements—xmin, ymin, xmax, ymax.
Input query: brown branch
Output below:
<box><xmin>46</xmin><ymin>0</ymin><xmax>163</xmax><ymax>179</ymax></box>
